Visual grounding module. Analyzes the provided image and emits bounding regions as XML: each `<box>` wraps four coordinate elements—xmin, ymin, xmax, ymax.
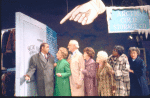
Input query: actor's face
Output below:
<box><xmin>83</xmin><ymin>52</ymin><xmax>89</xmax><ymax>60</ymax></box>
<box><xmin>112</xmin><ymin>49</ymin><xmax>119</xmax><ymax>57</ymax></box>
<box><xmin>56</xmin><ymin>50</ymin><xmax>63</xmax><ymax>60</ymax></box>
<box><xmin>130</xmin><ymin>51</ymin><xmax>138</xmax><ymax>60</ymax></box>
<box><xmin>68</xmin><ymin>42</ymin><xmax>75</xmax><ymax>52</ymax></box>
<box><xmin>42</xmin><ymin>44</ymin><xmax>49</xmax><ymax>54</ymax></box>
<box><xmin>96</xmin><ymin>56</ymin><xmax>103</xmax><ymax>65</ymax></box>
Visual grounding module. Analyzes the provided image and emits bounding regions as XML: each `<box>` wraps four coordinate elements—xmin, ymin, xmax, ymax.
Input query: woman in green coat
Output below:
<box><xmin>54</xmin><ymin>47</ymin><xmax>71</xmax><ymax>96</ymax></box>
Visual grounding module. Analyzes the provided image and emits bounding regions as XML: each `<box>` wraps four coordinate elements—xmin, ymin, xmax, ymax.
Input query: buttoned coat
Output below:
<box><xmin>128</xmin><ymin>56</ymin><xmax>149</xmax><ymax>96</ymax></box>
<box><xmin>82</xmin><ymin>58</ymin><xmax>98</xmax><ymax>96</ymax></box>
<box><xmin>54</xmin><ymin>59</ymin><xmax>71</xmax><ymax>96</ymax></box>
<box><xmin>26</xmin><ymin>53</ymin><xmax>54</xmax><ymax>96</ymax></box>
<box><xmin>68</xmin><ymin>50</ymin><xmax>85</xmax><ymax>96</ymax></box>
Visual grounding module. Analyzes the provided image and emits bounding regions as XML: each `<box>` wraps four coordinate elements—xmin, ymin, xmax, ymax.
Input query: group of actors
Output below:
<box><xmin>25</xmin><ymin>40</ymin><xmax>149</xmax><ymax>96</ymax></box>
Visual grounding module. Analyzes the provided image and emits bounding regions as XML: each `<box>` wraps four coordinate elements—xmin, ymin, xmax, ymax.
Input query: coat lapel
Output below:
<box><xmin>39</xmin><ymin>53</ymin><xmax>47</xmax><ymax>68</ymax></box>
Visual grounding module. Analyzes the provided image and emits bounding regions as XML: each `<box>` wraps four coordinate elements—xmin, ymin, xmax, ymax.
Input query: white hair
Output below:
<box><xmin>69</xmin><ymin>40</ymin><xmax>79</xmax><ymax>48</ymax></box>
<box><xmin>97</xmin><ymin>51</ymin><xmax>108</xmax><ymax>61</ymax></box>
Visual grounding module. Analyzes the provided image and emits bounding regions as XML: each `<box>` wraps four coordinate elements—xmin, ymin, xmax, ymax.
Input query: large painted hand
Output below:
<box><xmin>60</xmin><ymin>0</ymin><xmax>105</xmax><ymax>25</ymax></box>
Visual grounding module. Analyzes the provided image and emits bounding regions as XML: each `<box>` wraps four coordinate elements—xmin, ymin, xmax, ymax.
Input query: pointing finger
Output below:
<box><xmin>60</xmin><ymin>5</ymin><xmax>80</xmax><ymax>24</ymax></box>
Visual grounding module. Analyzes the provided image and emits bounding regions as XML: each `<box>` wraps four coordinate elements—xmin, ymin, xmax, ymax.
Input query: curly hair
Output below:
<box><xmin>97</xmin><ymin>51</ymin><xmax>108</xmax><ymax>66</ymax></box>
<box><xmin>83</xmin><ymin>47</ymin><xmax>95</xmax><ymax>58</ymax></box>
<box><xmin>59</xmin><ymin>47</ymin><xmax>68</xmax><ymax>59</ymax></box>
<box><xmin>113</xmin><ymin>45</ymin><xmax>124</xmax><ymax>55</ymax></box>
<box><xmin>128</xmin><ymin>47</ymin><xmax>140</xmax><ymax>55</ymax></box>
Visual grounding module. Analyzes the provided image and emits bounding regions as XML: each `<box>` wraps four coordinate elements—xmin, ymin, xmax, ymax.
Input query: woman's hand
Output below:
<box><xmin>81</xmin><ymin>69</ymin><xmax>87</xmax><ymax>75</ymax></box>
<box><xmin>129</xmin><ymin>69</ymin><xmax>134</xmax><ymax>73</ymax></box>
<box><xmin>54</xmin><ymin>63</ymin><xmax>57</xmax><ymax>67</ymax></box>
<box><xmin>56</xmin><ymin>73</ymin><xmax>62</xmax><ymax>77</ymax></box>
<box><xmin>109</xmin><ymin>70</ymin><xmax>115</xmax><ymax>75</ymax></box>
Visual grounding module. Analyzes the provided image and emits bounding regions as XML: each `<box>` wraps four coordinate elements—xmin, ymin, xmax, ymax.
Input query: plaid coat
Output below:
<box><xmin>108</xmin><ymin>54</ymin><xmax>130</xmax><ymax>96</ymax></box>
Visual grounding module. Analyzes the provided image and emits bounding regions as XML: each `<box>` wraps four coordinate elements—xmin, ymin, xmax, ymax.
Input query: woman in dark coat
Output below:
<box><xmin>128</xmin><ymin>47</ymin><xmax>149</xmax><ymax>96</ymax></box>
<box><xmin>81</xmin><ymin>47</ymin><xmax>98</xmax><ymax>96</ymax></box>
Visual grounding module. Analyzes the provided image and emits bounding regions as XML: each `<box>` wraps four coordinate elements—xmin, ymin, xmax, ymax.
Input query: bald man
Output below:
<box><xmin>67</xmin><ymin>40</ymin><xmax>85</xmax><ymax>96</ymax></box>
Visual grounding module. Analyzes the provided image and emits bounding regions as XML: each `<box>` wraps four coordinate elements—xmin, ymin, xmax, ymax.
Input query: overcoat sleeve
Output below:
<box><xmin>107</xmin><ymin>65</ymin><xmax>116</xmax><ymax>91</ymax></box>
<box><xmin>122</xmin><ymin>57</ymin><xmax>130</xmax><ymax>76</ymax></box>
<box><xmin>78</xmin><ymin>54</ymin><xmax>85</xmax><ymax>86</ymax></box>
<box><xmin>61</xmin><ymin>62</ymin><xmax>71</xmax><ymax>79</ymax></box>
<box><xmin>26</xmin><ymin>56</ymin><xmax>37</xmax><ymax>78</ymax></box>
<box><xmin>82</xmin><ymin>63</ymin><xmax>96</xmax><ymax>78</ymax></box>
<box><xmin>134</xmin><ymin>61</ymin><xmax>144</xmax><ymax>77</ymax></box>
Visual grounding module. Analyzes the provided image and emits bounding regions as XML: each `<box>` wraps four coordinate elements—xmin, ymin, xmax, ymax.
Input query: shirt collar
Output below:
<box><xmin>72</xmin><ymin>49</ymin><xmax>78</xmax><ymax>56</ymax></box>
<box><xmin>41</xmin><ymin>52</ymin><xmax>47</xmax><ymax>58</ymax></box>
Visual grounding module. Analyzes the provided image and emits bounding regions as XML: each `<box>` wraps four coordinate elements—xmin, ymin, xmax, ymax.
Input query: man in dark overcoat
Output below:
<box><xmin>25</xmin><ymin>43</ymin><xmax>54</xmax><ymax>96</ymax></box>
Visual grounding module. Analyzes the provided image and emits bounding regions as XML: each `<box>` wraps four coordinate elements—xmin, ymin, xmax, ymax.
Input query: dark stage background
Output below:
<box><xmin>1</xmin><ymin>0</ymin><xmax>150</xmax><ymax>74</ymax></box>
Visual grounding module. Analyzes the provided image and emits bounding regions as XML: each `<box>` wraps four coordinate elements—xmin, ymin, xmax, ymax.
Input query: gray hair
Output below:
<box><xmin>69</xmin><ymin>40</ymin><xmax>79</xmax><ymax>48</ymax></box>
<box><xmin>128</xmin><ymin>47</ymin><xmax>140</xmax><ymax>55</ymax></box>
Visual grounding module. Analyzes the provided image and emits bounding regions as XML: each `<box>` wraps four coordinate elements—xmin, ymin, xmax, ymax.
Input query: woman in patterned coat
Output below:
<box><xmin>81</xmin><ymin>47</ymin><xmax>98</xmax><ymax>96</ymax></box>
<box><xmin>96</xmin><ymin>51</ymin><xmax>116</xmax><ymax>96</ymax></box>
<box><xmin>107</xmin><ymin>45</ymin><xmax>130</xmax><ymax>96</ymax></box>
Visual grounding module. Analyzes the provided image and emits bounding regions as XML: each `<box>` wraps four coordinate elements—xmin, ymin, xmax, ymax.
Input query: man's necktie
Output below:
<box><xmin>45</xmin><ymin>55</ymin><xmax>47</xmax><ymax>60</ymax></box>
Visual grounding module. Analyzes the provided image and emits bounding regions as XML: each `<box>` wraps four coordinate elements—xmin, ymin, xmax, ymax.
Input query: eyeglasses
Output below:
<box><xmin>113</xmin><ymin>49</ymin><xmax>117</xmax><ymax>52</ymax></box>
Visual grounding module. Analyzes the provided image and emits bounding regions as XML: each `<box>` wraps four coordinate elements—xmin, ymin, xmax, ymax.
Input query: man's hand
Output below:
<box><xmin>56</xmin><ymin>73</ymin><xmax>62</xmax><ymax>77</ymax></box>
<box><xmin>60</xmin><ymin>0</ymin><xmax>105</xmax><ymax>25</ymax></box>
<box><xmin>75</xmin><ymin>83</ymin><xmax>81</xmax><ymax>89</ymax></box>
<box><xmin>112</xmin><ymin>90</ymin><xmax>115</xmax><ymax>94</ymax></box>
<box><xmin>24</xmin><ymin>74</ymin><xmax>30</xmax><ymax>81</ymax></box>
<box><xmin>54</xmin><ymin>63</ymin><xmax>57</xmax><ymax>67</ymax></box>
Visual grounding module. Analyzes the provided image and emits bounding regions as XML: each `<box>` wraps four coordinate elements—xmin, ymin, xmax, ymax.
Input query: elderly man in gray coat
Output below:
<box><xmin>24</xmin><ymin>43</ymin><xmax>54</xmax><ymax>96</ymax></box>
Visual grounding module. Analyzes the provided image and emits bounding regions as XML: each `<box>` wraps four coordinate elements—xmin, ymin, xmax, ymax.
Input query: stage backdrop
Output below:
<box><xmin>15</xmin><ymin>12</ymin><xmax>57</xmax><ymax>96</ymax></box>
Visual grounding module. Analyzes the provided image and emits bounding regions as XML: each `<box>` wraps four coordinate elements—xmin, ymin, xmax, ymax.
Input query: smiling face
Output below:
<box><xmin>56</xmin><ymin>50</ymin><xmax>63</xmax><ymax>60</ymax></box>
<box><xmin>130</xmin><ymin>51</ymin><xmax>138</xmax><ymax>60</ymax></box>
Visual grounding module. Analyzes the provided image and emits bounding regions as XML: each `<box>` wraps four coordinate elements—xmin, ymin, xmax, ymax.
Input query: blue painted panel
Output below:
<box><xmin>46</xmin><ymin>26</ymin><xmax>58</xmax><ymax>62</ymax></box>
